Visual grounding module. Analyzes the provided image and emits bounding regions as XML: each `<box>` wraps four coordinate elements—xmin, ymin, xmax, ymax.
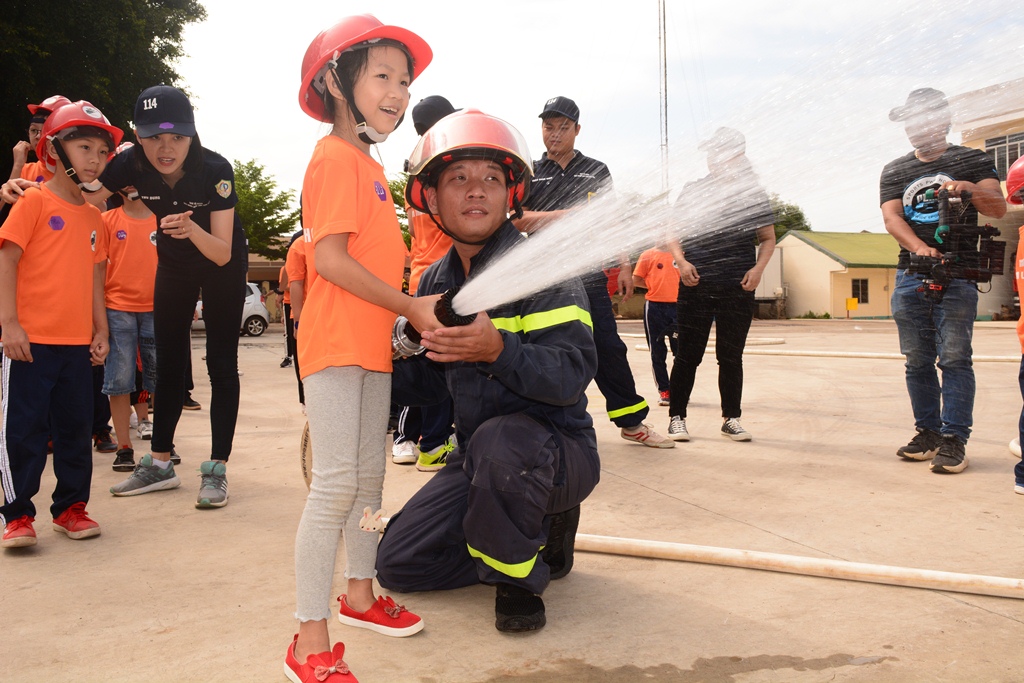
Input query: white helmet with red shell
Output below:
<box><xmin>298</xmin><ymin>14</ymin><xmax>432</xmax><ymax>127</ymax></box>
<box><xmin>405</xmin><ymin>108</ymin><xmax>532</xmax><ymax>220</ymax></box>
<box><xmin>1007</xmin><ymin>156</ymin><xmax>1024</xmax><ymax>205</ymax></box>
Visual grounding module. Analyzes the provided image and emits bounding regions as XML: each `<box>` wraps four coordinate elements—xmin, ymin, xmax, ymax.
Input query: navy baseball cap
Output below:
<box><xmin>539</xmin><ymin>96</ymin><xmax>579</xmax><ymax>123</ymax></box>
<box><xmin>134</xmin><ymin>85</ymin><xmax>196</xmax><ymax>138</ymax></box>
<box><xmin>412</xmin><ymin>96</ymin><xmax>459</xmax><ymax>136</ymax></box>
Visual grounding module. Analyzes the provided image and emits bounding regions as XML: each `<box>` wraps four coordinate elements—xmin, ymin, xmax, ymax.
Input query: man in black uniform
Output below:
<box><xmin>518</xmin><ymin>96</ymin><xmax>673</xmax><ymax>449</ymax></box>
<box><xmin>880</xmin><ymin>87</ymin><xmax>1006</xmax><ymax>474</ymax></box>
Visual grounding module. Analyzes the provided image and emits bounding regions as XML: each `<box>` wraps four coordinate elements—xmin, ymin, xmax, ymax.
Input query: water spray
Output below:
<box><xmin>392</xmin><ymin>286</ymin><xmax>477</xmax><ymax>358</ymax></box>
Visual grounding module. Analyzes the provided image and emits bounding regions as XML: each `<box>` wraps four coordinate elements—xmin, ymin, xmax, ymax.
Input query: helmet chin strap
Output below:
<box><xmin>417</xmin><ymin>183</ymin><xmax>498</xmax><ymax>247</ymax></box>
<box><xmin>51</xmin><ymin>138</ymin><xmax>102</xmax><ymax>193</ymax></box>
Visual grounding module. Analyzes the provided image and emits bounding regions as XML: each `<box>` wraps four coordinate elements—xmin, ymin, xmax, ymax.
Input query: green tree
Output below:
<box><xmin>233</xmin><ymin>159</ymin><xmax>301</xmax><ymax>260</ymax></box>
<box><xmin>769</xmin><ymin>193</ymin><xmax>812</xmax><ymax>242</ymax></box>
<box><xmin>0</xmin><ymin>0</ymin><xmax>206</xmax><ymax>168</ymax></box>
<box><xmin>389</xmin><ymin>174</ymin><xmax>411</xmax><ymax>248</ymax></box>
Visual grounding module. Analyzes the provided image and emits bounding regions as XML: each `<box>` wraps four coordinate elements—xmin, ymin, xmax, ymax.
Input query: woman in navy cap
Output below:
<box><xmin>93</xmin><ymin>85</ymin><xmax>247</xmax><ymax>509</ymax></box>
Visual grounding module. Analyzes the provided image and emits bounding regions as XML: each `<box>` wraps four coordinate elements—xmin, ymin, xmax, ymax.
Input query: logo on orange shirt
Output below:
<box><xmin>116</xmin><ymin>230</ymin><xmax>127</xmax><ymax>240</ymax></box>
<box><xmin>374</xmin><ymin>181</ymin><xmax>387</xmax><ymax>201</ymax></box>
<box><xmin>149</xmin><ymin>231</ymin><xmax>157</xmax><ymax>245</ymax></box>
<box><xmin>49</xmin><ymin>216</ymin><xmax>65</xmax><ymax>231</ymax></box>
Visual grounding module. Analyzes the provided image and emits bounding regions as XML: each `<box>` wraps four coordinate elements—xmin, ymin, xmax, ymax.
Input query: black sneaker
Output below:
<box><xmin>170</xmin><ymin>449</ymin><xmax>181</xmax><ymax>465</ymax></box>
<box><xmin>542</xmin><ymin>505</ymin><xmax>580</xmax><ymax>580</ymax></box>
<box><xmin>495</xmin><ymin>583</ymin><xmax>546</xmax><ymax>633</ymax></box>
<box><xmin>280</xmin><ymin>357</ymin><xmax>292</xmax><ymax>368</ymax></box>
<box><xmin>183</xmin><ymin>395</ymin><xmax>201</xmax><ymax>411</ymax></box>
<box><xmin>112</xmin><ymin>448</ymin><xmax>135</xmax><ymax>472</ymax></box>
<box><xmin>931</xmin><ymin>435</ymin><xmax>968</xmax><ymax>473</ymax></box>
<box><xmin>897</xmin><ymin>428</ymin><xmax>942</xmax><ymax>461</ymax></box>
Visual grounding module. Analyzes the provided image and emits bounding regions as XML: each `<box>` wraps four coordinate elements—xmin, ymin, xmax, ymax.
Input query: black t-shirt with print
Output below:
<box><xmin>879</xmin><ymin>145</ymin><xmax>999</xmax><ymax>269</ymax></box>
<box><xmin>101</xmin><ymin>145</ymin><xmax>247</xmax><ymax>269</ymax></box>
<box><xmin>525</xmin><ymin>150</ymin><xmax>612</xmax><ymax>211</ymax></box>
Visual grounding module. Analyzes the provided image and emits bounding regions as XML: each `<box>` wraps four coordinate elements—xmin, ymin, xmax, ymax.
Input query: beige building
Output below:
<box><xmin>775</xmin><ymin>231</ymin><xmax>899</xmax><ymax>318</ymax></box>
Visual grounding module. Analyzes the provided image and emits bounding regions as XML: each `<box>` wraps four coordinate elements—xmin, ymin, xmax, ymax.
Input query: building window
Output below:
<box><xmin>985</xmin><ymin>133</ymin><xmax>1024</xmax><ymax>180</ymax></box>
<box><xmin>852</xmin><ymin>279</ymin><xmax>869</xmax><ymax>304</ymax></box>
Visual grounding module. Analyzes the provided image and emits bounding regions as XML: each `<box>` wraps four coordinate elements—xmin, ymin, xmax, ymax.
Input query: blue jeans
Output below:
<box><xmin>891</xmin><ymin>270</ymin><xmax>977</xmax><ymax>442</ymax></box>
<box><xmin>103</xmin><ymin>309</ymin><xmax>156</xmax><ymax>396</ymax></box>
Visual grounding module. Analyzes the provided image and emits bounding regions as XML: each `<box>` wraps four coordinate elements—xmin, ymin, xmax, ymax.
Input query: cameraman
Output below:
<box><xmin>880</xmin><ymin>88</ymin><xmax>1006</xmax><ymax>474</ymax></box>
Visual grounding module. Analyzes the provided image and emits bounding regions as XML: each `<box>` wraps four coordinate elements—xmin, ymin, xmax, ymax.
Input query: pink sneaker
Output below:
<box><xmin>52</xmin><ymin>502</ymin><xmax>101</xmax><ymax>539</ymax></box>
<box><xmin>337</xmin><ymin>594</ymin><xmax>424</xmax><ymax>637</ymax></box>
<box><xmin>283</xmin><ymin>634</ymin><xmax>357</xmax><ymax>683</ymax></box>
<box><xmin>2</xmin><ymin>516</ymin><xmax>36</xmax><ymax>548</ymax></box>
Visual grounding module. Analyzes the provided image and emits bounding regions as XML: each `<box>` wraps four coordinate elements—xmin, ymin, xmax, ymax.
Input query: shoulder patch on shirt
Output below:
<box><xmin>374</xmin><ymin>181</ymin><xmax>388</xmax><ymax>202</ymax></box>
<box><xmin>116</xmin><ymin>230</ymin><xmax>127</xmax><ymax>241</ymax></box>
<box><xmin>90</xmin><ymin>230</ymin><xmax>97</xmax><ymax>251</ymax></box>
<box><xmin>215</xmin><ymin>179</ymin><xmax>233</xmax><ymax>198</ymax></box>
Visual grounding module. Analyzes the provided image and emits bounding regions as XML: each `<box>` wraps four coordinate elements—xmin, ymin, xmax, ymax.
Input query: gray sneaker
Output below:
<box><xmin>137</xmin><ymin>419</ymin><xmax>154</xmax><ymax>441</ymax></box>
<box><xmin>196</xmin><ymin>460</ymin><xmax>228</xmax><ymax>509</ymax></box>
<box><xmin>667</xmin><ymin>416</ymin><xmax>690</xmax><ymax>442</ymax></box>
<box><xmin>110</xmin><ymin>454</ymin><xmax>180</xmax><ymax>496</ymax></box>
<box><xmin>931</xmin><ymin>435</ymin><xmax>968</xmax><ymax>474</ymax></box>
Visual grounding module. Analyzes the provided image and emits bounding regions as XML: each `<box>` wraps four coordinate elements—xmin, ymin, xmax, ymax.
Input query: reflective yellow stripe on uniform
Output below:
<box><xmin>467</xmin><ymin>543</ymin><xmax>538</xmax><ymax>579</ymax></box>
<box><xmin>490</xmin><ymin>305</ymin><xmax>593</xmax><ymax>334</ymax></box>
<box><xmin>608</xmin><ymin>399</ymin><xmax>649</xmax><ymax>420</ymax></box>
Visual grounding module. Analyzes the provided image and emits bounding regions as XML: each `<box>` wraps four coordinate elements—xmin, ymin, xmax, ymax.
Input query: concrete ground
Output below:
<box><xmin>3</xmin><ymin>319</ymin><xmax>1024</xmax><ymax>682</ymax></box>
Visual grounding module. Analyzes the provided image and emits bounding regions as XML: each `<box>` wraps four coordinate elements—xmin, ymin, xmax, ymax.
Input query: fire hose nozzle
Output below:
<box><xmin>391</xmin><ymin>287</ymin><xmax>478</xmax><ymax>359</ymax></box>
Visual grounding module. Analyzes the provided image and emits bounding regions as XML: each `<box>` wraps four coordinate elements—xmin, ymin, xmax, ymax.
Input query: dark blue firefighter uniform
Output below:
<box><xmin>525</xmin><ymin>151</ymin><xmax>649</xmax><ymax>428</ymax></box>
<box><xmin>376</xmin><ymin>222</ymin><xmax>600</xmax><ymax>596</ymax></box>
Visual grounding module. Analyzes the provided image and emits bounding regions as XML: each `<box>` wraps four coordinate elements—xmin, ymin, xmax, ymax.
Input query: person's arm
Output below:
<box><xmin>9</xmin><ymin>142</ymin><xmax>30</xmax><ymax>181</ymax></box>
<box><xmin>881</xmin><ymin>199</ymin><xmax>940</xmax><ymax>258</ymax></box>
<box><xmin>90</xmin><ymin>261</ymin><xmax>109</xmax><ymax>365</ymax></box>
<box><xmin>161</xmin><ymin>208</ymin><xmax>233</xmax><ymax>266</ymax></box>
<box><xmin>632</xmin><ymin>274</ymin><xmax>646</xmax><ymax>291</ymax></box>
<box><xmin>616</xmin><ymin>255</ymin><xmax>634</xmax><ymax>299</ymax></box>
<box><xmin>740</xmin><ymin>225</ymin><xmax>776</xmax><ymax>291</ymax></box>
<box><xmin>0</xmin><ymin>241</ymin><xmax>30</xmax><ymax>362</ymax></box>
<box><xmin>315</xmin><ymin>233</ymin><xmax>442</xmax><ymax>334</ymax></box>
<box><xmin>665</xmin><ymin>241</ymin><xmax>698</xmax><ymax>286</ymax></box>
<box><xmin>289</xmin><ymin>279</ymin><xmax>305</xmax><ymax>323</ymax></box>
<box><xmin>1</xmin><ymin>178</ymin><xmax>40</xmax><ymax>204</ymax></box>
<box><xmin>944</xmin><ymin>177</ymin><xmax>1006</xmax><ymax>219</ymax></box>
<box><xmin>512</xmin><ymin>209</ymin><xmax>572</xmax><ymax>234</ymax></box>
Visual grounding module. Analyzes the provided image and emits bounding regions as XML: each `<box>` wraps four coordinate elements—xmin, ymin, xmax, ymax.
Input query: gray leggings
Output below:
<box><xmin>295</xmin><ymin>366</ymin><xmax>389</xmax><ymax>622</ymax></box>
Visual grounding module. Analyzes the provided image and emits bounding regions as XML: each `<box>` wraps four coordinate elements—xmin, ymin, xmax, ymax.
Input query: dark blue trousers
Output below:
<box><xmin>1016</xmin><ymin>357</ymin><xmax>1024</xmax><ymax>487</ymax></box>
<box><xmin>376</xmin><ymin>413</ymin><xmax>600</xmax><ymax>596</ymax></box>
<box><xmin>584</xmin><ymin>275</ymin><xmax>649</xmax><ymax>428</ymax></box>
<box><xmin>1</xmin><ymin>344</ymin><xmax>93</xmax><ymax>524</ymax></box>
<box><xmin>643</xmin><ymin>300</ymin><xmax>678</xmax><ymax>393</ymax></box>
<box><xmin>393</xmin><ymin>399</ymin><xmax>454</xmax><ymax>452</ymax></box>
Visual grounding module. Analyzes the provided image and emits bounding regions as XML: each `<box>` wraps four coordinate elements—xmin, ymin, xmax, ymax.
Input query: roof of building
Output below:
<box><xmin>779</xmin><ymin>230</ymin><xmax>900</xmax><ymax>268</ymax></box>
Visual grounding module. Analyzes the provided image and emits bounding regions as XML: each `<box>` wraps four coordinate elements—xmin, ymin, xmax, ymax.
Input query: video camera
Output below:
<box><xmin>905</xmin><ymin>188</ymin><xmax>1005</xmax><ymax>302</ymax></box>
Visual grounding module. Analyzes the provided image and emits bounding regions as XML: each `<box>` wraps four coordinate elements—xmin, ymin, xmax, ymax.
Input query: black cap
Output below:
<box><xmin>134</xmin><ymin>85</ymin><xmax>196</xmax><ymax>138</ymax></box>
<box><xmin>889</xmin><ymin>88</ymin><xmax>949</xmax><ymax>122</ymax></box>
<box><xmin>412</xmin><ymin>96</ymin><xmax>458</xmax><ymax>136</ymax></box>
<box><xmin>539</xmin><ymin>96</ymin><xmax>579</xmax><ymax>123</ymax></box>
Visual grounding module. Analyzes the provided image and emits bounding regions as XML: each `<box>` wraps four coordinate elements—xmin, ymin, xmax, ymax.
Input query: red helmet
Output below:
<box><xmin>27</xmin><ymin>95</ymin><xmax>71</xmax><ymax>117</ymax></box>
<box><xmin>405</xmin><ymin>109</ymin><xmax>533</xmax><ymax>216</ymax></box>
<box><xmin>1007</xmin><ymin>156</ymin><xmax>1024</xmax><ymax>205</ymax></box>
<box><xmin>36</xmin><ymin>101</ymin><xmax>124</xmax><ymax>168</ymax></box>
<box><xmin>299</xmin><ymin>14</ymin><xmax>432</xmax><ymax>123</ymax></box>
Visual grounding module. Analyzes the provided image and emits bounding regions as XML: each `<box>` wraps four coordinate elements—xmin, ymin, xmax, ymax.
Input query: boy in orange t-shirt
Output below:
<box><xmin>633</xmin><ymin>247</ymin><xmax>680</xmax><ymax>406</ymax></box>
<box><xmin>102</xmin><ymin>190</ymin><xmax>158</xmax><ymax>472</ymax></box>
<box><xmin>0</xmin><ymin>100</ymin><xmax>121</xmax><ymax>548</ymax></box>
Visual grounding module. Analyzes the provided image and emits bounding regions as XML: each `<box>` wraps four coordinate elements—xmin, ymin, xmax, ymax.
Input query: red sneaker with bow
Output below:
<box><xmin>337</xmin><ymin>594</ymin><xmax>423</xmax><ymax>637</ymax></box>
<box><xmin>283</xmin><ymin>634</ymin><xmax>357</xmax><ymax>683</ymax></box>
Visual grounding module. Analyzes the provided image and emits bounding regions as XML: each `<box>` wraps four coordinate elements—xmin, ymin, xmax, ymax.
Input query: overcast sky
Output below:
<box><xmin>175</xmin><ymin>0</ymin><xmax>1023</xmax><ymax>234</ymax></box>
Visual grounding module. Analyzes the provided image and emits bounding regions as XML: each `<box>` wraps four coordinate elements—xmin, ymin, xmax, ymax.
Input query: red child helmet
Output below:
<box><xmin>298</xmin><ymin>14</ymin><xmax>432</xmax><ymax>123</ymax></box>
<box><xmin>36</xmin><ymin>101</ymin><xmax>124</xmax><ymax>169</ymax></box>
<box><xmin>405</xmin><ymin>109</ymin><xmax>533</xmax><ymax>221</ymax></box>
<box><xmin>27</xmin><ymin>94</ymin><xmax>71</xmax><ymax>117</ymax></box>
<box><xmin>1007</xmin><ymin>155</ymin><xmax>1024</xmax><ymax>205</ymax></box>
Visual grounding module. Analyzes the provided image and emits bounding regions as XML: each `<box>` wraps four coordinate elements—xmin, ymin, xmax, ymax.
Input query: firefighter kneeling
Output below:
<box><xmin>376</xmin><ymin>110</ymin><xmax>600</xmax><ymax>632</ymax></box>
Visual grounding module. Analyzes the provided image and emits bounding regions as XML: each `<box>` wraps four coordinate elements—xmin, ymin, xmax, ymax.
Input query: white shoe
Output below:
<box><xmin>620</xmin><ymin>423</ymin><xmax>675</xmax><ymax>448</ymax></box>
<box><xmin>392</xmin><ymin>440</ymin><xmax>417</xmax><ymax>464</ymax></box>
<box><xmin>137</xmin><ymin>419</ymin><xmax>154</xmax><ymax>441</ymax></box>
<box><xmin>129</xmin><ymin>413</ymin><xmax>139</xmax><ymax>429</ymax></box>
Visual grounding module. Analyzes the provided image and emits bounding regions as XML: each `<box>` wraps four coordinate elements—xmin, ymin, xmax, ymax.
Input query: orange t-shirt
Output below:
<box><xmin>297</xmin><ymin>136</ymin><xmax>406</xmax><ymax>377</ymax></box>
<box><xmin>20</xmin><ymin>160</ymin><xmax>54</xmax><ymax>184</ymax></box>
<box><xmin>633</xmin><ymin>249</ymin><xmax>681</xmax><ymax>303</ymax></box>
<box><xmin>278</xmin><ymin>265</ymin><xmax>291</xmax><ymax>305</ymax></box>
<box><xmin>0</xmin><ymin>185</ymin><xmax>107</xmax><ymax>344</ymax></box>
<box><xmin>1016</xmin><ymin>225</ymin><xmax>1024</xmax><ymax>354</ymax></box>
<box><xmin>407</xmin><ymin>204</ymin><xmax>451</xmax><ymax>296</ymax></box>
<box><xmin>284</xmin><ymin>238</ymin><xmax>307</xmax><ymax>318</ymax></box>
<box><xmin>103</xmin><ymin>207</ymin><xmax>157</xmax><ymax>312</ymax></box>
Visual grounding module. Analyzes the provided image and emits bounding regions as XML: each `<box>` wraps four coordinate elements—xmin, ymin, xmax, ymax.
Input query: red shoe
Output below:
<box><xmin>658</xmin><ymin>390</ymin><xmax>670</xmax><ymax>406</ymax></box>
<box><xmin>283</xmin><ymin>634</ymin><xmax>357</xmax><ymax>683</ymax></box>
<box><xmin>2</xmin><ymin>516</ymin><xmax>37</xmax><ymax>548</ymax></box>
<box><xmin>52</xmin><ymin>502</ymin><xmax>100</xmax><ymax>540</ymax></box>
<box><xmin>337</xmin><ymin>594</ymin><xmax>423</xmax><ymax>637</ymax></box>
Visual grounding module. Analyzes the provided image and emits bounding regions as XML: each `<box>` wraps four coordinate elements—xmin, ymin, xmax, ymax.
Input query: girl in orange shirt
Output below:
<box><xmin>287</xmin><ymin>15</ymin><xmax>440</xmax><ymax>682</ymax></box>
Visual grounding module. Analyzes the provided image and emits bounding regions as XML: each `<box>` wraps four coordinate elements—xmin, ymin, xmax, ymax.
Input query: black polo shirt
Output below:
<box><xmin>100</xmin><ymin>145</ymin><xmax>246</xmax><ymax>269</ymax></box>
<box><xmin>524</xmin><ymin>150</ymin><xmax>612</xmax><ymax>211</ymax></box>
